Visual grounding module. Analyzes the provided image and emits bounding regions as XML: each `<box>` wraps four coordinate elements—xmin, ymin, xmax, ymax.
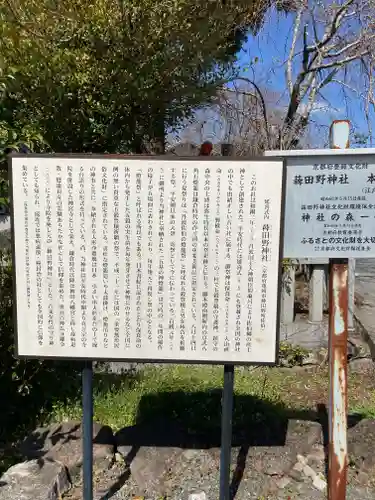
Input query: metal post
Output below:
<box><xmin>328</xmin><ymin>259</ymin><xmax>348</xmax><ymax>500</ymax></box>
<box><xmin>82</xmin><ymin>361</ymin><xmax>93</xmax><ymax>500</ymax></box>
<box><xmin>330</xmin><ymin>120</ymin><xmax>354</xmax><ymax>331</ymax></box>
<box><xmin>220</xmin><ymin>364</ymin><xmax>234</xmax><ymax>500</ymax></box>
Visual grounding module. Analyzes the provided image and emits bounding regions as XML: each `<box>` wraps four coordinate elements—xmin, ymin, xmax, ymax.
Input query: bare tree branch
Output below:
<box><xmin>306</xmin><ymin>0</ymin><xmax>355</xmax><ymax>53</ymax></box>
<box><xmin>306</xmin><ymin>50</ymin><xmax>369</xmax><ymax>73</ymax></box>
<box><xmin>287</xmin><ymin>8</ymin><xmax>303</xmax><ymax>95</ymax></box>
<box><xmin>228</xmin><ymin>76</ymin><xmax>271</xmax><ymax>148</ymax></box>
<box><xmin>225</xmin><ymin>88</ymin><xmax>257</xmax><ymax>99</ymax></box>
<box><xmin>331</xmin><ymin>79</ymin><xmax>367</xmax><ymax>99</ymax></box>
<box><xmin>271</xmin><ymin>0</ymin><xmax>375</xmax><ymax>150</ymax></box>
<box><xmin>178</xmin><ymin>0</ymin><xmax>374</xmax><ymax>152</ymax></box>
<box><xmin>325</xmin><ymin>35</ymin><xmax>375</xmax><ymax>59</ymax></box>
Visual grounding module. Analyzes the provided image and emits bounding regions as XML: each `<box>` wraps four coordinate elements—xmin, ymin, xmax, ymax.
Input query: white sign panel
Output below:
<box><xmin>11</xmin><ymin>156</ymin><xmax>284</xmax><ymax>364</ymax></box>
<box><xmin>265</xmin><ymin>150</ymin><xmax>375</xmax><ymax>258</ymax></box>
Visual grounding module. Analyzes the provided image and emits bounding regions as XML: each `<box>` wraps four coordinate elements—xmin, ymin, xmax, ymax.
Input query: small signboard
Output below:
<box><xmin>10</xmin><ymin>155</ymin><xmax>285</xmax><ymax>364</ymax></box>
<box><xmin>265</xmin><ymin>149</ymin><xmax>375</xmax><ymax>258</ymax></box>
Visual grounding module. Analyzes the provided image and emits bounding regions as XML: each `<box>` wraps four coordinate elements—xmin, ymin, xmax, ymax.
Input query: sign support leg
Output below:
<box><xmin>328</xmin><ymin>259</ymin><xmax>348</xmax><ymax>500</ymax></box>
<box><xmin>82</xmin><ymin>361</ymin><xmax>93</xmax><ymax>500</ymax></box>
<box><xmin>220</xmin><ymin>363</ymin><xmax>234</xmax><ymax>500</ymax></box>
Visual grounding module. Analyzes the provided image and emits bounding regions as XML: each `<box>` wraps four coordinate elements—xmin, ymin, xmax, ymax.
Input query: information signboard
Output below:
<box><xmin>11</xmin><ymin>156</ymin><xmax>284</xmax><ymax>364</ymax></box>
<box><xmin>265</xmin><ymin>149</ymin><xmax>375</xmax><ymax>259</ymax></box>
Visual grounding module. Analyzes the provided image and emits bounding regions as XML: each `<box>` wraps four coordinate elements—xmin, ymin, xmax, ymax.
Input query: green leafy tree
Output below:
<box><xmin>0</xmin><ymin>69</ymin><xmax>46</xmax><ymax>207</ymax></box>
<box><xmin>0</xmin><ymin>0</ymin><xmax>279</xmax><ymax>153</ymax></box>
<box><xmin>0</xmin><ymin>71</ymin><xmax>45</xmax><ymax>159</ymax></box>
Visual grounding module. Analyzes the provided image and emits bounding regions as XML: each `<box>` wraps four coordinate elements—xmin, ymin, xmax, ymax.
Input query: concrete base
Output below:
<box><xmin>280</xmin><ymin>315</ymin><xmax>329</xmax><ymax>350</ymax></box>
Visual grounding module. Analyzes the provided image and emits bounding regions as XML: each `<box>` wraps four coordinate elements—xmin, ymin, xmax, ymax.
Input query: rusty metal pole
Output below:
<box><xmin>327</xmin><ymin>120</ymin><xmax>350</xmax><ymax>500</ymax></box>
<box><xmin>328</xmin><ymin>258</ymin><xmax>348</xmax><ymax>500</ymax></box>
<box><xmin>330</xmin><ymin>119</ymin><xmax>355</xmax><ymax>332</ymax></box>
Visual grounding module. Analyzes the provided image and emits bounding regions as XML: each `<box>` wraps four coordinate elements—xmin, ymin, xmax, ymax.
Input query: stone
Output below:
<box><xmin>257</xmin><ymin>449</ymin><xmax>294</xmax><ymax>476</ymax></box>
<box><xmin>263</xmin><ymin>459</ymin><xmax>287</xmax><ymax>476</ymax></box>
<box><xmin>19</xmin><ymin>421</ymin><xmax>115</xmax><ymax>481</ymax></box>
<box><xmin>302</xmin><ymin>352</ymin><xmax>320</xmax><ymax>366</ymax></box>
<box><xmin>248</xmin><ymin>437</ymin><xmax>318</xmax><ymax>479</ymax></box>
<box><xmin>129</xmin><ymin>446</ymin><xmax>182</xmax><ymax>493</ymax></box>
<box><xmin>303</xmin><ymin>464</ymin><xmax>317</xmax><ymax>479</ymax></box>
<box><xmin>348</xmin><ymin>335</ymin><xmax>371</xmax><ymax>357</ymax></box>
<box><xmin>276</xmin><ymin>476</ymin><xmax>291</xmax><ymax>489</ymax></box>
<box><xmin>265</xmin><ymin>477</ymin><xmax>281</xmax><ymax>495</ymax></box>
<box><xmin>188</xmin><ymin>493</ymin><xmax>207</xmax><ymax>500</ymax></box>
<box><xmin>316</xmin><ymin>348</ymin><xmax>328</xmax><ymax>365</ymax></box>
<box><xmin>313</xmin><ymin>473</ymin><xmax>327</xmax><ymax>491</ymax></box>
<box><xmin>285</xmin><ymin>421</ymin><xmax>323</xmax><ymax>456</ymax></box>
<box><xmin>19</xmin><ymin>426</ymin><xmax>54</xmax><ymax>458</ymax></box>
<box><xmin>356</xmin><ymin>470</ymin><xmax>370</xmax><ymax>485</ymax></box>
<box><xmin>289</xmin><ymin>464</ymin><xmax>304</xmax><ymax>482</ymax></box>
<box><xmin>0</xmin><ymin>458</ymin><xmax>70</xmax><ymax>500</ymax></box>
<box><xmin>349</xmin><ymin>358</ymin><xmax>374</xmax><ymax>373</ymax></box>
<box><xmin>116</xmin><ymin>445</ymin><xmax>133</xmax><ymax>463</ymax></box>
<box><xmin>115</xmin><ymin>418</ymin><xmax>188</xmax><ymax>449</ymax></box>
<box><xmin>182</xmin><ymin>449</ymin><xmax>202</xmax><ymax>460</ymax></box>
<box><xmin>348</xmin><ymin>419</ymin><xmax>375</xmax><ymax>473</ymax></box>
<box><xmin>115</xmin><ymin>419</ymin><xmax>189</xmax><ymax>492</ymax></box>
<box><xmin>307</xmin><ymin>445</ymin><xmax>326</xmax><ymax>464</ymax></box>
<box><xmin>291</xmin><ymin>461</ymin><xmax>304</xmax><ymax>473</ymax></box>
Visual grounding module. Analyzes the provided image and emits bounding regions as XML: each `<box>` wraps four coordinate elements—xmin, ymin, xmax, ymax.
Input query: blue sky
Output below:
<box><xmin>235</xmin><ymin>8</ymin><xmax>374</xmax><ymax>147</ymax></box>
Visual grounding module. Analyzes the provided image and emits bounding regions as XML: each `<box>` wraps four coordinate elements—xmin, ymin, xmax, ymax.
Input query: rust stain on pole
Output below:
<box><xmin>328</xmin><ymin>259</ymin><xmax>348</xmax><ymax>500</ymax></box>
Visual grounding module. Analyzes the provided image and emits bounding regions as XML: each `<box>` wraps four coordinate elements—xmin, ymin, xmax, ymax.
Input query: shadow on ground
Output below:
<box><xmin>118</xmin><ymin>390</ymin><xmax>316</xmax><ymax>448</ymax></box>
<box><xmin>8</xmin><ymin>370</ymin><xmax>365</xmax><ymax>499</ymax></box>
<box><xmin>0</xmin><ymin>368</ymin><xmax>139</xmax><ymax>475</ymax></box>
<box><xmin>113</xmin><ymin>389</ymin><xmax>362</xmax><ymax>499</ymax></box>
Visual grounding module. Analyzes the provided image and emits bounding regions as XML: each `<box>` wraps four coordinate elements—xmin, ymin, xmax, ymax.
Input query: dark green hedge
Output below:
<box><xmin>0</xmin><ymin>251</ymin><xmax>82</xmax><ymax>441</ymax></box>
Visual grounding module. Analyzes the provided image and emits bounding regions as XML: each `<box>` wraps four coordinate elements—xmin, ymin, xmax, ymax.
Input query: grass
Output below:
<box><xmin>2</xmin><ymin>363</ymin><xmax>374</xmax><ymax>474</ymax></box>
<box><xmin>48</xmin><ymin>364</ymin><xmax>375</xmax><ymax>434</ymax></box>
